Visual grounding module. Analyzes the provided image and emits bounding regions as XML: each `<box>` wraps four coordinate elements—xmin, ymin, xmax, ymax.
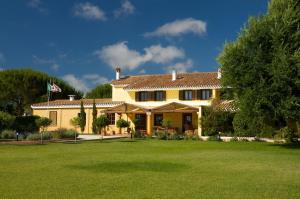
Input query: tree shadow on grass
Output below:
<box><xmin>118</xmin><ymin>140</ymin><xmax>137</xmax><ymax>143</ymax></box>
<box><xmin>270</xmin><ymin>143</ymin><xmax>300</xmax><ymax>150</ymax></box>
<box><xmin>67</xmin><ymin>161</ymin><xmax>189</xmax><ymax>173</ymax></box>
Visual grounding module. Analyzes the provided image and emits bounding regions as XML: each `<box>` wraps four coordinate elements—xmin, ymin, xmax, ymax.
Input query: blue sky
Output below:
<box><xmin>0</xmin><ymin>0</ymin><xmax>269</xmax><ymax>92</ymax></box>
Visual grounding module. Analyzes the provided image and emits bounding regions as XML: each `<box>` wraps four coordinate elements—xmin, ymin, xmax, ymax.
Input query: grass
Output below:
<box><xmin>0</xmin><ymin>139</ymin><xmax>300</xmax><ymax>199</ymax></box>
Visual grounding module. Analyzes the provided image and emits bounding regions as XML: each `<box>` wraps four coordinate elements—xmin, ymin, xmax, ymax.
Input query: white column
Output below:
<box><xmin>197</xmin><ymin>106</ymin><xmax>202</xmax><ymax>137</ymax></box>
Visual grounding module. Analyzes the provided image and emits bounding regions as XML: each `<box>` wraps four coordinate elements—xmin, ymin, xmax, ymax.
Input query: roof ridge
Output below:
<box><xmin>119</xmin><ymin>71</ymin><xmax>217</xmax><ymax>78</ymax></box>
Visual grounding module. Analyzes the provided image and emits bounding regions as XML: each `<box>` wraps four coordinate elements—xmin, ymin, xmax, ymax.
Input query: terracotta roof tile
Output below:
<box><xmin>215</xmin><ymin>100</ymin><xmax>236</xmax><ymax>112</ymax></box>
<box><xmin>111</xmin><ymin>72</ymin><xmax>221</xmax><ymax>90</ymax></box>
<box><xmin>32</xmin><ymin>98</ymin><xmax>121</xmax><ymax>107</ymax></box>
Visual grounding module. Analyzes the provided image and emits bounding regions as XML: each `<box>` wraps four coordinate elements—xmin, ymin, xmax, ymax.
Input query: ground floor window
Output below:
<box><xmin>135</xmin><ymin>114</ymin><xmax>146</xmax><ymax>130</ymax></box>
<box><xmin>107</xmin><ymin>113</ymin><xmax>115</xmax><ymax>125</ymax></box>
<box><xmin>154</xmin><ymin>114</ymin><xmax>163</xmax><ymax>126</ymax></box>
<box><xmin>49</xmin><ymin>111</ymin><xmax>57</xmax><ymax>126</ymax></box>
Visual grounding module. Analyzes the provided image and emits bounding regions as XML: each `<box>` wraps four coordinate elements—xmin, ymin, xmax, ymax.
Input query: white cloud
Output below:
<box><xmin>63</xmin><ymin>74</ymin><xmax>90</xmax><ymax>93</ymax></box>
<box><xmin>73</xmin><ymin>2</ymin><xmax>106</xmax><ymax>21</ymax></box>
<box><xmin>95</xmin><ymin>41</ymin><xmax>185</xmax><ymax>70</ymax></box>
<box><xmin>165</xmin><ymin>59</ymin><xmax>193</xmax><ymax>73</ymax></box>
<box><xmin>51</xmin><ymin>63</ymin><xmax>60</xmax><ymax>71</ymax></box>
<box><xmin>114</xmin><ymin>0</ymin><xmax>135</xmax><ymax>18</ymax></box>
<box><xmin>27</xmin><ymin>0</ymin><xmax>47</xmax><ymax>13</ymax></box>
<box><xmin>0</xmin><ymin>68</ymin><xmax>4</xmax><ymax>71</ymax></box>
<box><xmin>145</xmin><ymin>18</ymin><xmax>207</xmax><ymax>37</ymax></box>
<box><xmin>139</xmin><ymin>69</ymin><xmax>146</xmax><ymax>74</ymax></box>
<box><xmin>33</xmin><ymin>55</ymin><xmax>53</xmax><ymax>64</ymax></box>
<box><xmin>82</xmin><ymin>74</ymin><xmax>109</xmax><ymax>85</ymax></box>
<box><xmin>32</xmin><ymin>55</ymin><xmax>60</xmax><ymax>71</ymax></box>
<box><xmin>144</xmin><ymin>45</ymin><xmax>184</xmax><ymax>64</ymax></box>
<box><xmin>0</xmin><ymin>53</ymin><xmax>5</xmax><ymax>63</ymax></box>
<box><xmin>62</xmin><ymin>74</ymin><xmax>109</xmax><ymax>93</ymax></box>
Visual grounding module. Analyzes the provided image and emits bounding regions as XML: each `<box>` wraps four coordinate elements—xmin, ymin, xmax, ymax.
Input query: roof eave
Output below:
<box><xmin>123</xmin><ymin>85</ymin><xmax>222</xmax><ymax>91</ymax></box>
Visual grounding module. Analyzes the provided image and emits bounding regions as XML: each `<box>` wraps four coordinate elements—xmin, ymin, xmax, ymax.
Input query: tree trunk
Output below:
<box><xmin>287</xmin><ymin>119</ymin><xmax>298</xmax><ymax>135</ymax></box>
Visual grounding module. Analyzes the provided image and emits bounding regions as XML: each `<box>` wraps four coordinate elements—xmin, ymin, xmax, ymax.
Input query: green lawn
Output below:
<box><xmin>0</xmin><ymin>140</ymin><xmax>300</xmax><ymax>199</ymax></box>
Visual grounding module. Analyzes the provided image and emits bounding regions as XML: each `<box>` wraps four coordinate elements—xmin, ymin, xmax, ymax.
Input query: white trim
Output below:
<box><xmin>31</xmin><ymin>103</ymin><xmax>121</xmax><ymax>110</ymax></box>
<box><xmin>123</xmin><ymin>85</ymin><xmax>222</xmax><ymax>91</ymax></box>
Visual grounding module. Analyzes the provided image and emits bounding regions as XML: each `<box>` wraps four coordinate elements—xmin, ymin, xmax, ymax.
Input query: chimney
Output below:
<box><xmin>217</xmin><ymin>68</ymin><xmax>222</xmax><ymax>79</ymax></box>
<box><xmin>172</xmin><ymin>69</ymin><xmax>177</xmax><ymax>81</ymax></box>
<box><xmin>68</xmin><ymin>95</ymin><xmax>75</xmax><ymax>101</ymax></box>
<box><xmin>116</xmin><ymin>67</ymin><xmax>121</xmax><ymax>80</ymax></box>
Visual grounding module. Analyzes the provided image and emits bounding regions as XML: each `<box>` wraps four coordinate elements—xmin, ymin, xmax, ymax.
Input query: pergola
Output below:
<box><xmin>102</xmin><ymin>102</ymin><xmax>202</xmax><ymax>136</ymax></box>
<box><xmin>102</xmin><ymin>103</ymin><xmax>150</xmax><ymax>114</ymax></box>
<box><xmin>151</xmin><ymin>102</ymin><xmax>199</xmax><ymax>113</ymax></box>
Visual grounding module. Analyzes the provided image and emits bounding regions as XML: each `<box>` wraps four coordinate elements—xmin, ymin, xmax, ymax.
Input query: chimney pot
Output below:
<box><xmin>172</xmin><ymin>69</ymin><xmax>177</xmax><ymax>81</ymax></box>
<box><xmin>68</xmin><ymin>95</ymin><xmax>75</xmax><ymax>101</ymax></box>
<box><xmin>116</xmin><ymin>67</ymin><xmax>121</xmax><ymax>80</ymax></box>
<box><xmin>217</xmin><ymin>68</ymin><xmax>222</xmax><ymax>79</ymax></box>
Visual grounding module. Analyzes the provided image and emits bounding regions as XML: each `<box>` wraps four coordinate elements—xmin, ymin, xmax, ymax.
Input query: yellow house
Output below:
<box><xmin>31</xmin><ymin>69</ymin><xmax>223</xmax><ymax>136</ymax></box>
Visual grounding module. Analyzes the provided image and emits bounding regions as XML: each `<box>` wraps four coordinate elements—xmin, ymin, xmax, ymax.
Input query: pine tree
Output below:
<box><xmin>92</xmin><ymin>99</ymin><xmax>97</xmax><ymax>134</ymax></box>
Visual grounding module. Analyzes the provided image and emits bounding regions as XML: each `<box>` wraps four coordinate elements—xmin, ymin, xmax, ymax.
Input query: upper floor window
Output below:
<box><xmin>180</xmin><ymin>89</ymin><xmax>213</xmax><ymax>100</ymax></box>
<box><xmin>107</xmin><ymin>113</ymin><xmax>115</xmax><ymax>125</ymax></box>
<box><xmin>154</xmin><ymin>91</ymin><xmax>165</xmax><ymax>101</ymax></box>
<box><xmin>136</xmin><ymin>91</ymin><xmax>149</xmax><ymax>101</ymax></box>
<box><xmin>199</xmin><ymin>89</ymin><xmax>212</xmax><ymax>100</ymax></box>
<box><xmin>183</xmin><ymin>90</ymin><xmax>193</xmax><ymax>100</ymax></box>
<box><xmin>136</xmin><ymin>91</ymin><xmax>166</xmax><ymax>101</ymax></box>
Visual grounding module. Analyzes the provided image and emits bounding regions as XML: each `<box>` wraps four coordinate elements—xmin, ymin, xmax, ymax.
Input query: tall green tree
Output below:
<box><xmin>79</xmin><ymin>101</ymin><xmax>86</xmax><ymax>133</ymax></box>
<box><xmin>85</xmin><ymin>84</ymin><xmax>112</xmax><ymax>99</ymax></box>
<box><xmin>218</xmin><ymin>0</ymin><xmax>300</xmax><ymax>135</ymax></box>
<box><xmin>92</xmin><ymin>99</ymin><xmax>97</xmax><ymax>134</ymax></box>
<box><xmin>0</xmin><ymin>68</ymin><xmax>83</xmax><ymax>116</ymax></box>
<box><xmin>94</xmin><ymin>115</ymin><xmax>109</xmax><ymax>139</ymax></box>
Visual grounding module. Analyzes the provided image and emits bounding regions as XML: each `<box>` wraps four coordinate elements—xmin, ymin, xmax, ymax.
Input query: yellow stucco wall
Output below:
<box><xmin>113</xmin><ymin>89</ymin><xmax>218</xmax><ymax>107</ymax></box>
<box><xmin>33</xmin><ymin>87</ymin><xmax>220</xmax><ymax>134</ymax></box>
<box><xmin>33</xmin><ymin>108</ymin><xmax>122</xmax><ymax>134</ymax></box>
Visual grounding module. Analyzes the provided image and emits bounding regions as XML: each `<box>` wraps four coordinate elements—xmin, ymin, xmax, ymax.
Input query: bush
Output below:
<box><xmin>233</xmin><ymin>111</ymin><xmax>261</xmax><ymax>137</ymax></box>
<box><xmin>275</xmin><ymin>127</ymin><xmax>297</xmax><ymax>143</ymax></box>
<box><xmin>116</xmin><ymin>119</ymin><xmax>130</xmax><ymax>129</ymax></box>
<box><xmin>36</xmin><ymin>117</ymin><xmax>52</xmax><ymax>132</ymax></box>
<box><xmin>51</xmin><ymin>128</ymin><xmax>68</xmax><ymax>139</ymax></box>
<box><xmin>26</xmin><ymin>132</ymin><xmax>52</xmax><ymax>141</ymax></box>
<box><xmin>201</xmin><ymin>107</ymin><xmax>235</xmax><ymax>136</ymax></box>
<box><xmin>0</xmin><ymin>111</ymin><xmax>15</xmax><ymax>132</ymax></box>
<box><xmin>51</xmin><ymin>128</ymin><xmax>79</xmax><ymax>139</ymax></box>
<box><xmin>156</xmin><ymin>131</ymin><xmax>167</xmax><ymax>140</ymax></box>
<box><xmin>1</xmin><ymin>130</ymin><xmax>16</xmax><ymax>139</ymax></box>
<box><xmin>14</xmin><ymin>115</ymin><xmax>40</xmax><ymax>133</ymax></box>
<box><xmin>61</xmin><ymin>130</ymin><xmax>79</xmax><ymax>139</ymax></box>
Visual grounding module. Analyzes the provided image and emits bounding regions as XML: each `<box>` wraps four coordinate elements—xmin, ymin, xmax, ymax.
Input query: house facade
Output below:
<box><xmin>31</xmin><ymin>69</ymin><xmax>223</xmax><ymax>136</ymax></box>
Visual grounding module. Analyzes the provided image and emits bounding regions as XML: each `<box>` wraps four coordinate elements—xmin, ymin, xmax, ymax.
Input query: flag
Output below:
<box><xmin>51</xmin><ymin>83</ymin><xmax>62</xmax><ymax>93</ymax></box>
<box><xmin>47</xmin><ymin>82</ymin><xmax>52</xmax><ymax>92</ymax></box>
<box><xmin>47</xmin><ymin>82</ymin><xmax>62</xmax><ymax>93</ymax></box>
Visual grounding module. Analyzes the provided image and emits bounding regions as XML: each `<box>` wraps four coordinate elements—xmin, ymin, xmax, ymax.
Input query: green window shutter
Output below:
<box><xmin>192</xmin><ymin>90</ymin><xmax>197</xmax><ymax>100</ymax></box>
<box><xmin>163</xmin><ymin>91</ymin><xmax>166</xmax><ymax>101</ymax></box>
<box><xmin>135</xmin><ymin>92</ymin><xmax>140</xmax><ymax>101</ymax></box>
<box><xmin>196</xmin><ymin>90</ymin><xmax>201</xmax><ymax>100</ymax></box>
<box><xmin>149</xmin><ymin>91</ymin><xmax>155</xmax><ymax>101</ymax></box>
<box><xmin>179</xmin><ymin>90</ymin><xmax>183</xmax><ymax>100</ymax></box>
